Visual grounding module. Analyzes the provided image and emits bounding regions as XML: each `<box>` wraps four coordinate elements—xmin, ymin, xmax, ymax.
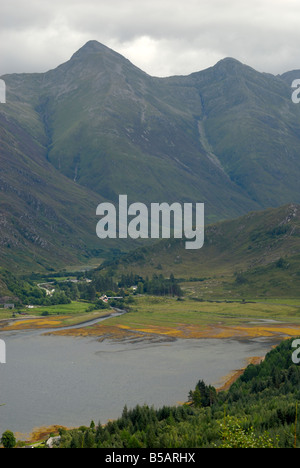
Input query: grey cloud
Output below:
<box><xmin>1</xmin><ymin>0</ymin><xmax>300</xmax><ymax>77</ymax></box>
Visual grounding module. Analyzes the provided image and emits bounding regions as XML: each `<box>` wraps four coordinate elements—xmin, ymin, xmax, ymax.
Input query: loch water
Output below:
<box><xmin>0</xmin><ymin>318</ymin><xmax>280</xmax><ymax>439</ymax></box>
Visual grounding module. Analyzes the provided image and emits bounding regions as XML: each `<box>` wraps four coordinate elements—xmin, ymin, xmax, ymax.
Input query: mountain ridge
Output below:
<box><xmin>1</xmin><ymin>41</ymin><xmax>300</xmax><ymax>272</ymax></box>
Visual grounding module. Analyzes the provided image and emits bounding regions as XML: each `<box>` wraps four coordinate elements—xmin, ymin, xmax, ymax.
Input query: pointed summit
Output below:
<box><xmin>70</xmin><ymin>40</ymin><xmax>130</xmax><ymax>65</ymax></box>
<box><xmin>212</xmin><ymin>57</ymin><xmax>254</xmax><ymax>75</ymax></box>
<box><xmin>70</xmin><ymin>40</ymin><xmax>114</xmax><ymax>59</ymax></box>
<box><xmin>80</xmin><ymin>40</ymin><xmax>104</xmax><ymax>50</ymax></box>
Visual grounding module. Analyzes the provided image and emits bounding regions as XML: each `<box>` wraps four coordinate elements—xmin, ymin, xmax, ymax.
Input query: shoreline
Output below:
<box><xmin>46</xmin><ymin>320</ymin><xmax>300</xmax><ymax>344</ymax></box>
<box><xmin>0</xmin><ymin>309</ymin><xmax>124</xmax><ymax>332</ymax></box>
<box><xmin>215</xmin><ymin>355</ymin><xmax>265</xmax><ymax>392</ymax></box>
<box><xmin>22</xmin><ymin>355</ymin><xmax>266</xmax><ymax>446</ymax></box>
<box><xmin>0</xmin><ymin>312</ymin><xmax>290</xmax><ymax>446</ymax></box>
<box><xmin>4</xmin><ymin>316</ymin><xmax>299</xmax><ymax>343</ymax></box>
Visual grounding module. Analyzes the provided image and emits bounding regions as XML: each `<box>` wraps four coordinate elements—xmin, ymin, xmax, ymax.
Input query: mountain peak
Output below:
<box><xmin>213</xmin><ymin>57</ymin><xmax>247</xmax><ymax>71</ymax></box>
<box><xmin>218</xmin><ymin>57</ymin><xmax>243</xmax><ymax>65</ymax></box>
<box><xmin>204</xmin><ymin>56</ymin><xmax>261</xmax><ymax>80</ymax></box>
<box><xmin>70</xmin><ymin>40</ymin><xmax>115</xmax><ymax>60</ymax></box>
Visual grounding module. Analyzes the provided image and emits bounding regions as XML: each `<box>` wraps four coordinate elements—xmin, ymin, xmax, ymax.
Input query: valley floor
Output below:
<box><xmin>2</xmin><ymin>296</ymin><xmax>300</xmax><ymax>343</ymax></box>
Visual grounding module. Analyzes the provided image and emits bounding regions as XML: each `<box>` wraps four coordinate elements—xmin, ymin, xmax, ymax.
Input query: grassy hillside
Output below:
<box><xmin>0</xmin><ymin>102</ymin><xmax>136</xmax><ymax>272</ymax></box>
<box><xmin>0</xmin><ymin>112</ymin><xmax>105</xmax><ymax>272</ymax></box>
<box><xmin>100</xmin><ymin>203</ymin><xmax>300</xmax><ymax>299</ymax></box>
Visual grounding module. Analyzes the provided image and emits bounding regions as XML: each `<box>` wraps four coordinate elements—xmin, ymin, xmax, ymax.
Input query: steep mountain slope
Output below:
<box><xmin>188</xmin><ymin>59</ymin><xmax>300</xmax><ymax>208</ymax></box>
<box><xmin>0</xmin><ymin>100</ymin><xmax>118</xmax><ymax>272</ymax></box>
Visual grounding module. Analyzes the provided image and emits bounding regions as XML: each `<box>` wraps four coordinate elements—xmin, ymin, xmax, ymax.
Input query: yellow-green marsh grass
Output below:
<box><xmin>50</xmin><ymin>296</ymin><xmax>300</xmax><ymax>341</ymax></box>
<box><xmin>0</xmin><ymin>301</ymin><xmax>114</xmax><ymax>331</ymax></box>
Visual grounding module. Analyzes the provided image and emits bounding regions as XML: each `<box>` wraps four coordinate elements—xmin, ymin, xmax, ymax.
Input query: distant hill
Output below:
<box><xmin>101</xmin><ymin>204</ymin><xmax>300</xmax><ymax>298</ymax></box>
<box><xmin>1</xmin><ymin>41</ymin><xmax>300</xmax><ymax>272</ymax></box>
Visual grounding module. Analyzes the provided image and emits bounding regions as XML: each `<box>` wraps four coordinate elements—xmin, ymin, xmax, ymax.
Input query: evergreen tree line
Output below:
<box><xmin>63</xmin><ymin>271</ymin><xmax>183</xmax><ymax>304</ymax></box>
<box><xmin>118</xmin><ymin>273</ymin><xmax>183</xmax><ymax>297</ymax></box>
<box><xmin>1</xmin><ymin>268</ymin><xmax>183</xmax><ymax>309</ymax></box>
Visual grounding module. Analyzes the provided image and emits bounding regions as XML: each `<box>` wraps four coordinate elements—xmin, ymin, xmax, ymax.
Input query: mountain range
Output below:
<box><xmin>1</xmin><ymin>40</ymin><xmax>300</xmax><ymax>272</ymax></box>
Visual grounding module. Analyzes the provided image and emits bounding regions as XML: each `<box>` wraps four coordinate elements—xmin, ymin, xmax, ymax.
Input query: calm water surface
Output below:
<box><xmin>0</xmin><ymin>322</ymin><xmax>280</xmax><ymax>439</ymax></box>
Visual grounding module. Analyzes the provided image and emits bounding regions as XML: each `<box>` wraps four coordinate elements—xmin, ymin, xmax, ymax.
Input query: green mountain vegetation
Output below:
<box><xmin>100</xmin><ymin>203</ymin><xmax>300</xmax><ymax>299</ymax></box>
<box><xmin>1</xmin><ymin>41</ymin><xmax>300</xmax><ymax>272</ymax></box>
<box><xmin>40</xmin><ymin>338</ymin><xmax>300</xmax><ymax>448</ymax></box>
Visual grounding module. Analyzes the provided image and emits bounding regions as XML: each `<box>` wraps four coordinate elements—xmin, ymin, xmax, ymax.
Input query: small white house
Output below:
<box><xmin>100</xmin><ymin>295</ymin><xmax>123</xmax><ymax>303</ymax></box>
<box><xmin>46</xmin><ymin>436</ymin><xmax>61</xmax><ymax>448</ymax></box>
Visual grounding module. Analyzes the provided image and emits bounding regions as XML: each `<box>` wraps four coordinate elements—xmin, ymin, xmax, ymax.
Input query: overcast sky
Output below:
<box><xmin>1</xmin><ymin>0</ymin><xmax>300</xmax><ymax>77</ymax></box>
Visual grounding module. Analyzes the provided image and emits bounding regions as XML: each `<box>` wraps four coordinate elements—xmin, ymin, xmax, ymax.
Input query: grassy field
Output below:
<box><xmin>46</xmin><ymin>295</ymin><xmax>300</xmax><ymax>342</ymax></box>
<box><xmin>181</xmin><ymin>276</ymin><xmax>300</xmax><ymax>302</ymax></box>
<box><xmin>2</xmin><ymin>295</ymin><xmax>300</xmax><ymax>340</ymax></box>
<box><xmin>0</xmin><ymin>301</ymin><xmax>93</xmax><ymax>318</ymax></box>
<box><xmin>0</xmin><ymin>301</ymin><xmax>114</xmax><ymax>330</ymax></box>
<box><xmin>109</xmin><ymin>295</ymin><xmax>300</xmax><ymax>327</ymax></box>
